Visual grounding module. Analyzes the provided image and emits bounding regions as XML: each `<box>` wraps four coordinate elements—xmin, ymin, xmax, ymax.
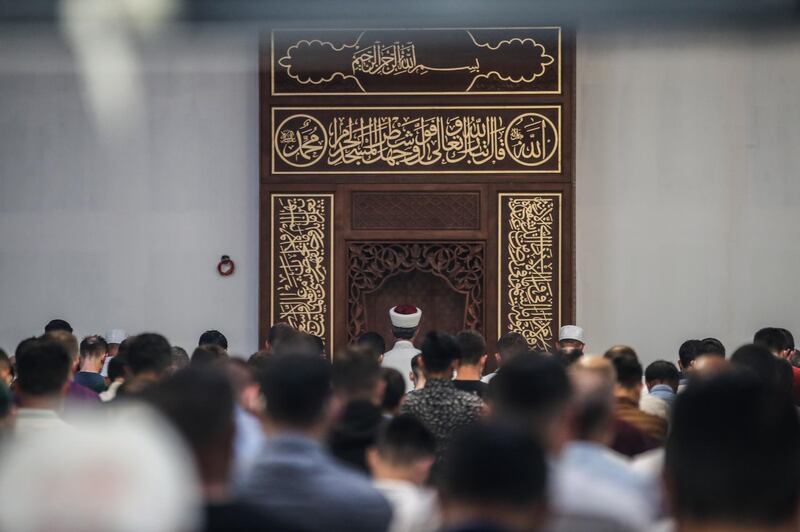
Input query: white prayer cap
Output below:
<box><xmin>106</xmin><ymin>329</ymin><xmax>127</xmax><ymax>344</ymax></box>
<box><xmin>559</xmin><ymin>325</ymin><xmax>585</xmax><ymax>343</ymax></box>
<box><xmin>389</xmin><ymin>305</ymin><xmax>422</xmax><ymax>329</ymax></box>
<box><xmin>0</xmin><ymin>404</ymin><xmax>200</xmax><ymax>532</ymax></box>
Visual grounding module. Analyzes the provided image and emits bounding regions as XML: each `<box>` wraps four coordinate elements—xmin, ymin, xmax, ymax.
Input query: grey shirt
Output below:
<box><xmin>242</xmin><ymin>433</ymin><xmax>392</xmax><ymax>532</ymax></box>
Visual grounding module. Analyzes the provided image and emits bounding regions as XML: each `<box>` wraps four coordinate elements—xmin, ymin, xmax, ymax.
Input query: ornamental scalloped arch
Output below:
<box><xmin>347</xmin><ymin>241</ymin><xmax>484</xmax><ymax>342</ymax></box>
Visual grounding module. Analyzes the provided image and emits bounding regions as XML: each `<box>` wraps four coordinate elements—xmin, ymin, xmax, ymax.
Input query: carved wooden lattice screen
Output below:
<box><xmin>260</xmin><ymin>28</ymin><xmax>575</xmax><ymax>356</ymax></box>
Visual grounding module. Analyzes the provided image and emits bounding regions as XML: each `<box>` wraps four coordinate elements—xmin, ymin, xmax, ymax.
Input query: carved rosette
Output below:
<box><xmin>498</xmin><ymin>193</ymin><xmax>561</xmax><ymax>350</ymax></box>
<box><xmin>347</xmin><ymin>242</ymin><xmax>484</xmax><ymax>342</ymax></box>
<box><xmin>271</xmin><ymin>194</ymin><xmax>334</xmax><ymax>349</ymax></box>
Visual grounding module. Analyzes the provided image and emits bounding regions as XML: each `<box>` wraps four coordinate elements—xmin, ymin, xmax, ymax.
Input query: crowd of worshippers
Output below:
<box><xmin>0</xmin><ymin>307</ymin><xmax>797</xmax><ymax>532</ymax></box>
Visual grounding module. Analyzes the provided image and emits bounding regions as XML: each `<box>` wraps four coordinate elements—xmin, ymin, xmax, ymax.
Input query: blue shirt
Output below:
<box><xmin>242</xmin><ymin>434</ymin><xmax>391</xmax><ymax>532</ymax></box>
<box><xmin>649</xmin><ymin>384</ymin><xmax>677</xmax><ymax>408</ymax></box>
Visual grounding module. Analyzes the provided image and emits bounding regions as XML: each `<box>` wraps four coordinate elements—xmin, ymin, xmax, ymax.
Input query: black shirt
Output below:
<box><xmin>204</xmin><ymin>501</ymin><xmax>303</xmax><ymax>532</ymax></box>
<box><xmin>453</xmin><ymin>379</ymin><xmax>488</xmax><ymax>399</ymax></box>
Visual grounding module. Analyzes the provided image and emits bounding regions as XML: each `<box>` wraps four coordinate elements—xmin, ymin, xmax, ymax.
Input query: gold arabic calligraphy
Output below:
<box><xmin>274</xmin><ymin>196</ymin><xmax>329</xmax><ymax>338</ymax></box>
<box><xmin>504</xmin><ymin>195</ymin><xmax>557</xmax><ymax>349</ymax></box>
<box><xmin>352</xmin><ymin>42</ymin><xmax>480</xmax><ymax>76</ymax></box>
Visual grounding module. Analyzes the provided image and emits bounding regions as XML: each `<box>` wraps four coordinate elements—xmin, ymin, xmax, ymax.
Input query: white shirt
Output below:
<box><xmin>15</xmin><ymin>408</ymin><xmax>71</xmax><ymax>437</ymax></box>
<box><xmin>480</xmin><ymin>371</ymin><xmax>497</xmax><ymax>383</ymax></box>
<box><xmin>373</xmin><ymin>479</ymin><xmax>439</xmax><ymax>532</ymax></box>
<box><xmin>382</xmin><ymin>340</ymin><xmax>420</xmax><ymax>392</ymax></box>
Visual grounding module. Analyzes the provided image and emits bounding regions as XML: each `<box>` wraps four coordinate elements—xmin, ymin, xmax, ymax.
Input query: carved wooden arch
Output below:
<box><xmin>347</xmin><ymin>242</ymin><xmax>484</xmax><ymax>342</ymax></box>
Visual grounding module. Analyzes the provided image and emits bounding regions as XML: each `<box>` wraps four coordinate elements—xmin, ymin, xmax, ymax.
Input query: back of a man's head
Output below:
<box><xmin>496</xmin><ymin>332</ymin><xmax>529</xmax><ymax>363</ymax></box>
<box><xmin>44</xmin><ymin>319</ymin><xmax>73</xmax><ymax>334</ymax></box>
<box><xmin>645</xmin><ymin>360</ymin><xmax>680</xmax><ymax>389</ymax></box>
<box><xmin>272</xmin><ymin>331</ymin><xmax>322</xmax><ymax>358</ymax></box>
<box><xmin>45</xmin><ymin>330</ymin><xmax>79</xmax><ymax>363</ymax></box>
<box><xmin>569</xmin><ymin>357</ymin><xmax>616</xmax><ymax>442</ymax></box>
<box><xmin>198</xmin><ymin>330</ymin><xmax>228</xmax><ymax>350</ymax></box>
<box><xmin>608</xmin><ymin>352</ymin><xmax>643</xmax><ymax>390</ymax></box>
<box><xmin>730</xmin><ymin>344</ymin><xmax>784</xmax><ymax>391</ymax></box>
<box><xmin>381</xmin><ymin>367</ymin><xmax>406</xmax><ymax>413</ymax></box>
<box><xmin>489</xmin><ymin>353</ymin><xmax>571</xmax><ymax>444</ymax></box>
<box><xmin>699</xmin><ymin>337</ymin><xmax>726</xmax><ymax>358</ymax></box>
<box><xmin>128</xmin><ymin>333</ymin><xmax>172</xmax><ymax>377</ymax></box>
<box><xmin>80</xmin><ymin>335</ymin><xmax>108</xmax><ymax>360</ymax></box>
<box><xmin>440</xmin><ymin>423</ymin><xmax>548</xmax><ymax>530</ymax></box>
<box><xmin>331</xmin><ymin>345</ymin><xmax>382</xmax><ymax>401</ymax></box>
<box><xmin>261</xmin><ymin>353</ymin><xmax>331</xmax><ymax>429</ymax></box>
<box><xmin>420</xmin><ymin>331</ymin><xmax>460</xmax><ymax>374</ymax></box>
<box><xmin>456</xmin><ymin>330</ymin><xmax>487</xmax><ymax>366</ymax></box>
<box><xmin>16</xmin><ymin>338</ymin><xmax>72</xmax><ymax>398</ymax></box>
<box><xmin>143</xmin><ymin>367</ymin><xmax>235</xmax><ymax>482</ymax></box>
<box><xmin>357</xmin><ymin>332</ymin><xmax>386</xmax><ymax>359</ymax></box>
<box><xmin>678</xmin><ymin>339</ymin><xmax>703</xmax><ymax>370</ymax></box>
<box><xmin>191</xmin><ymin>344</ymin><xmax>228</xmax><ymax>367</ymax></box>
<box><xmin>267</xmin><ymin>322</ymin><xmax>295</xmax><ymax>350</ymax></box>
<box><xmin>375</xmin><ymin>414</ymin><xmax>436</xmax><ymax>466</ymax></box>
<box><xmin>754</xmin><ymin>327</ymin><xmax>791</xmax><ymax>355</ymax></box>
<box><xmin>665</xmin><ymin>371</ymin><xmax>800</xmax><ymax>528</ymax></box>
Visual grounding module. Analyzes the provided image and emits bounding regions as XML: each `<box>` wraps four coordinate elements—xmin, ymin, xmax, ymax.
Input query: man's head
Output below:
<box><xmin>456</xmin><ymin>330</ymin><xmax>487</xmax><ymax>369</ymax></box>
<box><xmin>419</xmin><ymin>331</ymin><xmax>460</xmax><ymax>377</ymax></box>
<box><xmin>15</xmin><ymin>338</ymin><xmax>72</xmax><ymax>403</ymax></box>
<box><xmin>698</xmin><ymin>337</ymin><xmax>726</xmax><ymax>358</ymax></box>
<box><xmin>557</xmin><ymin>325</ymin><xmax>585</xmax><ymax>352</ymax></box>
<box><xmin>605</xmin><ymin>348</ymin><xmax>643</xmax><ymax>401</ymax></box>
<box><xmin>568</xmin><ymin>357</ymin><xmax>616</xmax><ymax>444</ymax></box>
<box><xmin>488</xmin><ymin>352</ymin><xmax>572</xmax><ymax>453</ymax></box>
<box><xmin>439</xmin><ymin>423</ymin><xmax>548</xmax><ymax>531</ymax></box>
<box><xmin>79</xmin><ymin>335</ymin><xmax>108</xmax><ymax>372</ymax></box>
<box><xmin>128</xmin><ymin>333</ymin><xmax>172</xmax><ymax>379</ymax></box>
<box><xmin>170</xmin><ymin>346</ymin><xmax>190</xmax><ymax>372</ymax></box>
<box><xmin>381</xmin><ymin>367</ymin><xmax>406</xmax><ymax>415</ymax></box>
<box><xmin>367</xmin><ymin>414</ymin><xmax>436</xmax><ymax>486</ymax></box>
<box><xmin>190</xmin><ymin>344</ymin><xmax>228</xmax><ymax>367</ymax></box>
<box><xmin>143</xmin><ymin>366</ymin><xmax>235</xmax><ymax>488</ymax></box>
<box><xmin>389</xmin><ymin>305</ymin><xmax>422</xmax><ymax>341</ymax></box>
<box><xmin>644</xmin><ymin>360</ymin><xmax>680</xmax><ymax>392</ymax></box>
<box><xmin>265</xmin><ymin>322</ymin><xmax>296</xmax><ymax>351</ymax></box>
<box><xmin>44</xmin><ymin>319</ymin><xmax>72</xmax><ymax>334</ymax></box>
<box><xmin>260</xmin><ymin>352</ymin><xmax>332</xmax><ymax>434</ymax></box>
<box><xmin>331</xmin><ymin>345</ymin><xmax>383</xmax><ymax>404</ymax></box>
<box><xmin>45</xmin><ymin>330</ymin><xmax>80</xmax><ymax>374</ymax></box>
<box><xmin>198</xmin><ymin>330</ymin><xmax>228</xmax><ymax>351</ymax></box>
<box><xmin>410</xmin><ymin>354</ymin><xmax>424</xmax><ymax>390</ymax></box>
<box><xmin>730</xmin><ymin>344</ymin><xmax>787</xmax><ymax>393</ymax></box>
<box><xmin>678</xmin><ymin>339</ymin><xmax>703</xmax><ymax>372</ymax></box>
<box><xmin>665</xmin><ymin>371</ymin><xmax>800</xmax><ymax>529</ymax></box>
<box><xmin>107</xmin><ymin>353</ymin><xmax>130</xmax><ymax>383</ymax></box>
<box><xmin>357</xmin><ymin>331</ymin><xmax>386</xmax><ymax>361</ymax></box>
<box><xmin>495</xmin><ymin>332</ymin><xmax>530</xmax><ymax>368</ymax></box>
<box><xmin>272</xmin><ymin>331</ymin><xmax>322</xmax><ymax>358</ymax></box>
<box><xmin>754</xmin><ymin>327</ymin><xmax>794</xmax><ymax>359</ymax></box>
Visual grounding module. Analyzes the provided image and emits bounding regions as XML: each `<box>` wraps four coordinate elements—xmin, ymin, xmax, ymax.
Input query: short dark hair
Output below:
<box><xmin>80</xmin><ymin>335</ymin><xmax>108</xmax><ymax>359</ymax></box>
<box><xmin>604</xmin><ymin>345</ymin><xmax>639</xmax><ymax>362</ymax></box>
<box><xmin>191</xmin><ymin>344</ymin><xmax>228</xmax><ymax>367</ymax></box>
<box><xmin>665</xmin><ymin>371</ymin><xmax>800</xmax><ymax>526</ymax></box>
<box><xmin>272</xmin><ymin>332</ymin><xmax>322</xmax><ymax>358</ymax></box>
<box><xmin>456</xmin><ymin>330</ymin><xmax>487</xmax><ymax>365</ymax></box>
<box><xmin>375</xmin><ymin>414</ymin><xmax>435</xmax><ymax>465</ymax></box>
<box><xmin>381</xmin><ymin>367</ymin><xmax>406</xmax><ymax>411</ymax></box>
<box><xmin>645</xmin><ymin>360</ymin><xmax>679</xmax><ymax>385</ymax></box>
<box><xmin>420</xmin><ymin>331</ymin><xmax>460</xmax><ymax>373</ymax></box>
<box><xmin>107</xmin><ymin>353</ymin><xmax>129</xmax><ymax>381</ymax></box>
<box><xmin>610</xmin><ymin>354</ymin><xmax>643</xmax><ymax>389</ymax></box>
<box><xmin>44</xmin><ymin>319</ymin><xmax>72</xmax><ymax>334</ymax></box>
<box><xmin>356</xmin><ymin>331</ymin><xmax>386</xmax><ymax>359</ymax></box>
<box><xmin>261</xmin><ymin>353</ymin><xmax>331</xmax><ymax>427</ymax></box>
<box><xmin>699</xmin><ymin>337</ymin><xmax>726</xmax><ymax>357</ymax></box>
<box><xmin>247</xmin><ymin>350</ymin><xmax>271</xmax><ymax>380</ymax></box>
<box><xmin>143</xmin><ymin>367</ymin><xmax>234</xmax><ymax>457</ymax></box>
<box><xmin>556</xmin><ymin>348</ymin><xmax>583</xmax><ymax>367</ymax></box>
<box><xmin>267</xmin><ymin>322</ymin><xmax>295</xmax><ymax>348</ymax></box>
<box><xmin>331</xmin><ymin>345</ymin><xmax>381</xmax><ymax>397</ymax></box>
<box><xmin>198</xmin><ymin>330</ymin><xmax>228</xmax><ymax>350</ymax></box>
<box><xmin>441</xmin><ymin>423</ymin><xmax>547</xmax><ymax>509</ymax></box>
<box><xmin>754</xmin><ymin>327</ymin><xmax>791</xmax><ymax>353</ymax></box>
<box><xmin>171</xmin><ymin>346</ymin><xmax>190</xmax><ymax>370</ymax></box>
<box><xmin>127</xmin><ymin>333</ymin><xmax>172</xmax><ymax>376</ymax></box>
<box><xmin>392</xmin><ymin>326</ymin><xmax>416</xmax><ymax>340</ymax></box>
<box><xmin>678</xmin><ymin>339</ymin><xmax>703</xmax><ymax>368</ymax></box>
<box><xmin>496</xmin><ymin>332</ymin><xmax>529</xmax><ymax>361</ymax></box>
<box><xmin>16</xmin><ymin>338</ymin><xmax>72</xmax><ymax>396</ymax></box>
<box><xmin>730</xmin><ymin>344</ymin><xmax>783</xmax><ymax>390</ymax></box>
<box><xmin>780</xmin><ymin>328</ymin><xmax>796</xmax><ymax>350</ymax></box>
<box><xmin>489</xmin><ymin>353</ymin><xmax>571</xmax><ymax>436</ymax></box>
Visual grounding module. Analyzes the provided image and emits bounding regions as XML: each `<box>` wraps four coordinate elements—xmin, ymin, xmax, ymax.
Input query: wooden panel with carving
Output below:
<box><xmin>352</xmin><ymin>191</ymin><xmax>481</xmax><ymax>230</ymax></box>
<box><xmin>347</xmin><ymin>242</ymin><xmax>484</xmax><ymax>343</ymax></box>
<box><xmin>270</xmin><ymin>193</ymin><xmax>334</xmax><ymax>351</ymax></box>
<box><xmin>498</xmin><ymin>192</ymin><xmax>562</xmax><ymax>350</ymax></box>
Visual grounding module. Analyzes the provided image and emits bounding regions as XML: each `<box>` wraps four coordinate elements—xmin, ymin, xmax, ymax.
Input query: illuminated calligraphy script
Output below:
<box><xmin>273</xmin><ymin>109</ymin><xmax>559</xmax><ymax>172</ymax></box>
<box><xmin>504</xmin><ymin>196</ymin><xmax>557</xmax><ymax>349</ymax></box>
<box><xmin>351</xmin><ymin>42</ymin><xmax>480</xmax><ymax>76</ymax></box>
<box><xmin>274</xmin><ymin>196</ymin><xmax>329</xmax><ymax>338</ymax></box>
